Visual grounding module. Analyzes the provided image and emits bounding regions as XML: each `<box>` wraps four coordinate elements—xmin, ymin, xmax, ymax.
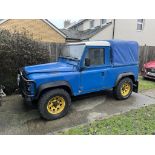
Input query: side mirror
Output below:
<box><xmin>85</xmin><ymin>58</ymin><xmax>90</xmax><ymax>67</ymax></box>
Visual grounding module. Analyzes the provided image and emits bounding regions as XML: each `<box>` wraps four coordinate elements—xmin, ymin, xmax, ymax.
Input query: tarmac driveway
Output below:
<box><xmin>0</xmin><ymin>90</ymin><xmax>155</xmax><ymax>135</ymax></box>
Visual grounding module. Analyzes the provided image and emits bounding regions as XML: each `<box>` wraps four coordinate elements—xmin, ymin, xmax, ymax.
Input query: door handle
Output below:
<box><xmin>101</xmin><ymin>72</ymin><xmax>104</xmax><ymax>76</ymax></box>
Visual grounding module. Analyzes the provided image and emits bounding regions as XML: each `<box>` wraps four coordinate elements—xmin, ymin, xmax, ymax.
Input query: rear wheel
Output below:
<box><xmin>38</xmin><ymin>89</ymin><xmax>71</xmax><ymax>120</ymax></box>
<box><xmin>113</xmin><ymin>77</ymin><xmax>133</xmax><ymax>100</ymax></box>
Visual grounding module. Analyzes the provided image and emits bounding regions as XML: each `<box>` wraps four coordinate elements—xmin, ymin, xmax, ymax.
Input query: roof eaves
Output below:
<box><xmin>67</xmin><ymin>19</ymin><xmax>88</xmax><ymax>29</ymax></box>
<box><xmin>0</xmin><ymin>19</ymin><xmax>67</xmax><ymax>38</ymax></box>
<box><xmin>86</xmin><ymin>22</ymin><xmax>112</xmax><ymax>39</ymax></box>
<box><xmin>61</xmin><ymin>22</ymin><xmax>112</xmax><ymax>41</ymax></box>
<box><xmin>43</xmin><ymin>19</ymin><xmax>66</xmax><ymax>38</ymax></box>
<box><xmin>60</xmin><ymin>29</ymin><xmax>82</xmax><ymax>39</ymax></box>
<box><xmin>0</xmin><ymin>19</ymin><xmax>9</xmax><ymax>25</ymax></box>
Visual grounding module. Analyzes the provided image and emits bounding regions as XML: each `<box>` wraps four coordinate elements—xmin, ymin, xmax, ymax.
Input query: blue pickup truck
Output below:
<box><xmin>18</xmin><ymin>40</ymin><xmax>139</xmax><ymax>120</ymax></box>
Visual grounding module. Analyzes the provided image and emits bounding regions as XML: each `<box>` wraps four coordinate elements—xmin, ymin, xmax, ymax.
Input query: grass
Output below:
<box><xmin>61</xmin><ymin>105</ymin><xmax>155</xmax><ymax>135</ymax></box>
<box><xmin>60</xmin><ymin>76</ymin><xmax>155</xmax><ymax>135</ymax></box>
<box><xmin>139</xmin><ymin>76</ymin><xmax>155</xmax><ymax>92</ymax></box>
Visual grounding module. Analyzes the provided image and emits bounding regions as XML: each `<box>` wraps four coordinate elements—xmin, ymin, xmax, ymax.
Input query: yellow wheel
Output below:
<box><xmin>121</xmin><ymin>82</ymin><xmax>131</xmax><ymax>97</ymax></box>
<box><xmin>113</xmin><ymin>77</ymin><xmax>133</xmax><ymax>100</ymax></box>
<box><xmin>39</xmin><ymin>89</ymin><xmax>71</xmax><ymax>120</ymax></box>
<box><xmin>47</xmin><ymin>96</ymin><xmax>65</xmax><ymax>115</ymax></box>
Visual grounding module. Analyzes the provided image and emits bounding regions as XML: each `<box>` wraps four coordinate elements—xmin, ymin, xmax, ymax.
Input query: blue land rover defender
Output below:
<box><xmin>18</xmin><ymin>40</ymin><xmax>139</xmax><ymax>120</ymax></box>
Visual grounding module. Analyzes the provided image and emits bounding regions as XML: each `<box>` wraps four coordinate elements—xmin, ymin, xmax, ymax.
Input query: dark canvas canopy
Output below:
<box><xmin>107</xmin><ymin>40</ymin><xmax>139</xmax><ymax>66</ymax></box>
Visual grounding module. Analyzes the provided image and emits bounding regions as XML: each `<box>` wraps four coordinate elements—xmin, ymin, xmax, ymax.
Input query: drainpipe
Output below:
<box><xmin>112</xmin><ymin>19</ymin><xmax>116</xmax><ymax>39</ymax></box>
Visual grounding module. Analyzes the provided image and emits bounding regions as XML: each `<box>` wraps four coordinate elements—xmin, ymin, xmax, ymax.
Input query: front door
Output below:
<box><xmin>80</xmin><ymin>47</ymin><xmax>108</xmax><ymax>93</ymax></box>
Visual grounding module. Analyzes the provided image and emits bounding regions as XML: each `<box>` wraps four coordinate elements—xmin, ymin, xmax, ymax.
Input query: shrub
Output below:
<box><xmin>0</xmin><ymin>29</ymin><xmax>50</xmax><ymax>94</ymax></box>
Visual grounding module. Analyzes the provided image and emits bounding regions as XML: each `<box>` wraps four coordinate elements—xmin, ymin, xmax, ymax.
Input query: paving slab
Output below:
<box><xmin>141</xmin><ymin>89</ymin><xmax>155</xmax><ymax>99</ymax></box>
<box><xmin>0</xmin><ymin>90</ymin><xmax>155</xmax><ymax>135</ymax></box>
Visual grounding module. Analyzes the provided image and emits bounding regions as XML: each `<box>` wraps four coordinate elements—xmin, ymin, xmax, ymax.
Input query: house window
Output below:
<box><xmin>90</xmin><ymin>20</ymin><xmax>94</xmax><ymax>28</ymax></box>
<box><xmin>137</xmin><ymin>19</ymin><xmax>144</xmax><ymax>31</ymax></box>
<box><xmin>101</xmin><ymin>19</ymin><xmax>107</xmax><ymax>25</ymax></box>
<box><xmin>85</xmin><ymin>48</ymin><xmax>105</xmax><ymax>66</ymax></box>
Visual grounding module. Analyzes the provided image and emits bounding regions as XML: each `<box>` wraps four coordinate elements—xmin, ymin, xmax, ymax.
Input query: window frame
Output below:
<box><xmin>137</xmin><ymin>19</ymin><xmax>144</xmax><ymax>31</ymax></box>
<box><xmin>90</xmin><ymin>20</ymin><xmax>94</xmax><ymax>29</ymax></box>
<box><xmin>101</xmin><ymin>19</ymin><xmax>107</xmax><ymax>25</ymax></box>
<box><xmin>83</xmin><ymin>47</ymin><xmax>105</xmax><ymax>68</ymax></box>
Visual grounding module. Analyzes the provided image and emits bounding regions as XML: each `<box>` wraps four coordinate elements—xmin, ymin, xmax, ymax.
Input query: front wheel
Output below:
<box><xmin>38</xmin><ymin>89</ymin><xmax>71</xmax><ymax>120</ymax></box>
<box><xmin>113</xmin><ymin>77</ymin><xmax>133</xmax><ymax>100</ymax></box>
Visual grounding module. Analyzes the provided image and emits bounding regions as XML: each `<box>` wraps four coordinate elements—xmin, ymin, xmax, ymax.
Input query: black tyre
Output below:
<box><xmin>38</xmin><ymin>89</ymin><xmax>71</xmax><ymax>120</ymax></box>
<box><xmin>113</xmin><ymin>77</ymin><xmax>133</xmax><ymax>100</ymax></box>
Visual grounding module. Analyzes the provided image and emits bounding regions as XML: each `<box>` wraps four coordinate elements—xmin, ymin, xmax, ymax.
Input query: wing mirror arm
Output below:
<box><xmin>79</xmin><ymin>58</ymin><xmax>90</xmax><ymax>72</ymax></box>
<box><xmin>85</xmin><ymin>58</ymin><xmax>90</xmax><ymax>67</ymax></box>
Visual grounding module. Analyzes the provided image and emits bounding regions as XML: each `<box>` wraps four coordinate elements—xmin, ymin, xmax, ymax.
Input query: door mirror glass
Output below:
<box><xmin>85</xmin><ymin>58</ymin><xmax>90</xmax><ymax>67</ymax></box>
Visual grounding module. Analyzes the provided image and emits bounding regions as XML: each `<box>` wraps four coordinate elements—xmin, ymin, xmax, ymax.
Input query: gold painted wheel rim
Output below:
<box><xmin>121</xmin><ymin>82</ymin><xmax>131</xmax><ymax>97</ymax></box>
<box><xmin>47</xmin><ymin>96</ymin><xmax>65</xmax><ymax>115</ymax></box>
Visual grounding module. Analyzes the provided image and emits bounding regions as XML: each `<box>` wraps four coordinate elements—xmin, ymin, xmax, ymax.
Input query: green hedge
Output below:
<box><xmin>0</xmin><ymin>30</ymin><xmax>50</xmax><ymax>94</ymax></box>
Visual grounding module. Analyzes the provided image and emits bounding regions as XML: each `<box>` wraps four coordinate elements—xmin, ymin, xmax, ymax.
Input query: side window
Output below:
<box><xmin>90</xmin><ymin>20</ymin><xmax>94</xmax><ymax>28</ymax></box>
<box><xmin>101</xmin><ymin>19</ymin><xmax>107</xmax><ymax>25</ymax></box>
<box><xmin>137</xmin><ymin>19</ymin><xmax>144</xmax><ymax>31</ymax></box>
<box><xmin>85</xmin><ymin>48</ymin><xmax>105</xmax><ymax>66</ymax></box>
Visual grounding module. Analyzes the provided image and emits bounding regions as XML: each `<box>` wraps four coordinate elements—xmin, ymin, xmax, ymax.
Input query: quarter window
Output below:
<box><xmin>85</xmin><ymin>48</ymin><xmax>105</xmax><ymax>66</ymax></box>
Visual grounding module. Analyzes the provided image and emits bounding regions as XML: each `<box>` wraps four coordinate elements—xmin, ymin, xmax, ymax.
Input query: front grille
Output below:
<box><xmin>18</xmin><ymin>70</ymin><xmax>36</xmax><ymax>96</ymax></box>
<box><xmin>19</xmin><ymin>76</ymin><xmax>30</xmax><ymax>95</ymax></box>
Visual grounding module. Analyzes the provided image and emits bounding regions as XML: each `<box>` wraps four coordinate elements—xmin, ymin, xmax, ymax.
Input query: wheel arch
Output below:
<box><xmin>36</xmin><ymin>81</ymin><xmax>73</xmax><ymax>99</ymax></box>
<box><xmin>115</xmin><ymin>72</ymin><xmax>136</xmax><ymax>86</ymax></box>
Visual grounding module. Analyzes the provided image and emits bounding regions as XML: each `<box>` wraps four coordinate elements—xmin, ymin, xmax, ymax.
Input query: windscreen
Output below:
<box><xmin>60</xmin><ymin>44</ymin><xmax>85</xmax><ymax>60</ymax></box>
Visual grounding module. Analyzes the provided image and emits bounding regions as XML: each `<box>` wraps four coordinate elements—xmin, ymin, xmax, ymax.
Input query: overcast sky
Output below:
<box><xmin>49</xmin><ymin>19</ymin><xmax>79</xmax><ymax>29</ymax></box>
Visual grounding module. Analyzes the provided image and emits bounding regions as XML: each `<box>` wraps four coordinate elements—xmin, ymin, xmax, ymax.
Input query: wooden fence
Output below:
<box><xmin>139</xmin><ymin>46</ymin><xmax>155</xmax><ymax>71</ymax></box>
<box><xmin>43</xmin><ymin>42</ymin><xmax>65</xmax><ymax>62</ymax></box>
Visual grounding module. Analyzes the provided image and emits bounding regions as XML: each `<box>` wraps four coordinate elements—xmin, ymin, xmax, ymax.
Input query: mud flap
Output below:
<box><xmin>133</xmin><ymin>81</ymin><xmax>139</xmax><ymax>93</ymax></box>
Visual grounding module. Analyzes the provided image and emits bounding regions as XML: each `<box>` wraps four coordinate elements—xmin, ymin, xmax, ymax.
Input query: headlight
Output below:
<box><xmin>26</xmin><ymin>82</ymin><xmax>32</xmax><ymax>92</ymax></box>
<box><xmin>26</xmin><ymin>85</ymin><xmax>31</xmax><ymax>92</ymax></box>
<box><xmin>26</xmin><ymin>82</ymin><xmax>35</xmax><ymax>95</ymax></box>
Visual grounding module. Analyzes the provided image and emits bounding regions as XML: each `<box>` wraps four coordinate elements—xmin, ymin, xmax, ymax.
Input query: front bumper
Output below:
<box><xmin>143</xmin><ymin>75</ymin><xmax>155</xmax><ymax>80</ymax></box>
<box><xmin>141</xmin><ymin>71</ymin><xmax>155</xmax><ymax>80</ymax></box>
